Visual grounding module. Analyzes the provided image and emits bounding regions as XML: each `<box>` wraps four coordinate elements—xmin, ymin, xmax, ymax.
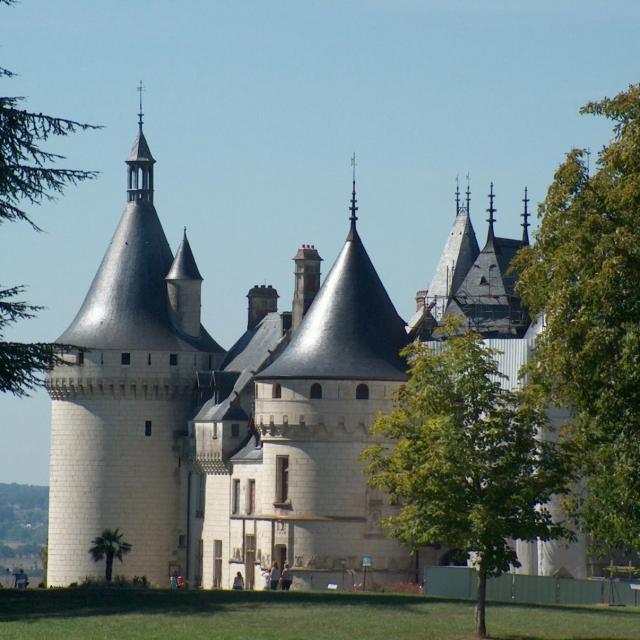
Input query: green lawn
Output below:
<box><xmin>0</xmin><ymin>589</ymin><xmax>639</xmax><ymax>640</ymax></box>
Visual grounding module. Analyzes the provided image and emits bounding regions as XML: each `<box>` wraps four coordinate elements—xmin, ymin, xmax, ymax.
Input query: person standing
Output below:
<box><xmin>269</xmin><ymin>562</ymin><xmax>280</xmax><ymax>590</ymax></box>
<box><xmin>280</xmin><ymin>562</ymin><xmax>292</xmax><ymax>590</ymax></box>
<box><xmin>232</xmin><ymin>571</ymin><xmax>244</xmax><ymax>591</ymax></box>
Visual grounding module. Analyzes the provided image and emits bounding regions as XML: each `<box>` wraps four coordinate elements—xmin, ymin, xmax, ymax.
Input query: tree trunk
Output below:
<box><xmin>105</xmin><ymin>552</ymin><xmax>114</xmax><ymax>583</ymax></box>
<box><xmin>475</xmin><ymin>557</ymin><xmax>488</xmax><ymax>639</ymax></box>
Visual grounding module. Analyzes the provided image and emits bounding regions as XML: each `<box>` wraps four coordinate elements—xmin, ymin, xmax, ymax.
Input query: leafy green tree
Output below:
<box><xmin>89</xmin><ymin>529</ymin><xmax>132</xmax><ymax>583</ymax></box>
<box><xmin>512</xmin><ymin>84</ymin><xmax>640</xmax><ymax>554</ymax></box>
<box><xmin>362</xmin><ymin>331</ymin><xmax>573</xmax><ymax>639</ymax></box>
<box><xmin>1</xmin><ymin>0</ymin><xmax>98</xmax><ymax>396</ymax></box>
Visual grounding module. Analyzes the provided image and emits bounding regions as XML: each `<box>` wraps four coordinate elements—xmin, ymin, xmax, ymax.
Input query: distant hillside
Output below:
<box><xmin>0</xmin><ymin>483</ymin><xmax>48</xmax><ymax>546</ymax></box>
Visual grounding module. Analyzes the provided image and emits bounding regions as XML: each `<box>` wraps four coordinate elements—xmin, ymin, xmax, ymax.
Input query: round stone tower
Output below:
<box><xmin>46</xmin><ymin>119</ymin><xmax>225</xmax><ymax>586</ymax></box>
<box><xmin>253</xmin><ymin>180</ymin><xmax>415</xmax><ymax>589</ymax></box>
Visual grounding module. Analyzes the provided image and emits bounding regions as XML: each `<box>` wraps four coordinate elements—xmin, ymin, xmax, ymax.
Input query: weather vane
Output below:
<box><xmin>351</xmin><ymin>152</ymin><xmax>357</xmax><ymax>182</ymax></box>
<box><xmin>137</xmin><ymin>80</ymin><xmax>145</xmax><ymax>130</ymax></box>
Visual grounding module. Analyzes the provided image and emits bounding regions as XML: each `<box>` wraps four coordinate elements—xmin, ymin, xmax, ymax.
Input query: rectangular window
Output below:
<box><xmin>275</xmin><ymin>456</ymin><xmax>289</xmax><ymax>503</ymax></box>
<box><xmin>196</xmin><ymin>474</ymin><xmax>205</xmax><ymax>517</ymax></box>
<box><xmin>170</xmin><ymin>353</ymin><xmax>178</xmax><ymax>366</ymax></box>
<box><xmin>121</xmin><ymin>352</ymin><xmax>131</xmax><ymax>365</ymax></box>
<box><xmin>144</xmin><ymin>420</ymin><xmax>152</xmax><ymax>437</ymax></box>
<box><xmin>231</xmin><ymin>423</ymin><xmax>240</xmax><ymax>438</ymax></box>
<box><xmin>213</xmin><ymin>540</ymin><xmax>222</xmax><ymax>589</ymax></box>
<box><xmin>246</xmin><ymin>479</ymin><xmax>255</xmax><ymax>515</ymax></box>
<box><xmin>178</xmin><ymin>534</ymin><xmax>185</xmax><ymax>549</ymax></box>
<box><xmin>77</xmin><ymin>351</ymin><xmax>84</xmax><ymax>365</ymax></box>
<box><xmin>232</xmin><ymin>479</ymin><xmax>240</xmax><ymax>515</ymax></box>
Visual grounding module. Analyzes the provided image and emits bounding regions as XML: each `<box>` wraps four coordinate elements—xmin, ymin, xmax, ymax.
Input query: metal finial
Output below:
<box><xmin>137</xmin><ymin>81</ymin><xmax>145</xmax><ymax>132</ymax></box>
<box><xmin>455</xmin><ymin>176</ymin><xmax>460</xmax><ymax>216</ymax></box>
<box><xmin>465</xmin><ymin>173</ymin><xmax>471</xmax><ymax>215</ymax></box>
<box><xmin>349</xmin><ymin>153</ymin><xmax>358</xmax><ymax>228</ymax></box>
<box><xmin>486</xmin><ymin>182</ymin><xmax>496</xmax><ymax>239</ymax></box>
<box><xmin>521</xmin><ymin>186</ymin><xmax>530</xmax><ymax>245</ymax></box>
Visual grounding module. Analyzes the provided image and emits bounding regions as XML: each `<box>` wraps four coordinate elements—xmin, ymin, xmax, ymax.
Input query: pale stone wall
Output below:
<box><xmin>46</xmin><ymin>347</ymin><xmax>222</xmax><ymax>587</ymax></box>
<box><xmin>201</xmin><ymin>472</ymin><xmax>231</xmax><ymax>589</ymax></box>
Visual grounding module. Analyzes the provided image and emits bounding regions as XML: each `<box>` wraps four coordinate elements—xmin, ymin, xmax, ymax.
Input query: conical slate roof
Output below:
<box><xmin>127</xmin><ymin>130</ymin><xmax>155</xmax><ymax>163</ymax></box>
<box><xmin>258</xmin><ymin>224</ymin><xmax>408</xmax><ymax>381</ymax></box>
<box><xmin>166</xmin><ymin>230</ymin><xmax>203</xmax><ymax>280</ymax></box>
<box><xmin>57</xmin><ymin>199</ymin><xmax>223</xmax><ymax>353</ymax></box>
<box><xmin>427</xmin><ymin>206</ymin><xmax>479</xmax><ymax>321</ymax></box>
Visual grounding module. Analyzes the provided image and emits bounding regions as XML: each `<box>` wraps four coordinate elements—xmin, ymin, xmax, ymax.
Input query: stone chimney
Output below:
<box><xmin>292</xmin><ymin>244</ymin><xmax>322</xmax><ymax>331</ymax></box>
<box><xmin>247</xmin><ymin>285</ymin><xmax>279</xmax><ymax>330</ymax></box>
<box><xmin>415</xmin><ymin>290</ymin><xmax>427</xmax><ymax>312</ymax></box>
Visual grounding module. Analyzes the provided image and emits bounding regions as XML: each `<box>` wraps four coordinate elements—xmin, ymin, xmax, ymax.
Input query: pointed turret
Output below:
<box><xmin>257</xmin><ymin>177</ymin><xmax>407</xmax><ymax>381</ymax></box>
<box><xmin>444</xmin><ymin>186</ymin><xmax>529</xmax><ymax>337</ymax></box>
<box><xmin>57</xmin><ymin>121</ymin><xmax>223</xmax><ymax>354</ymax></box>
<box><xmin>426</xmin><ymin>178</ymin><xmax>480</xmax><ymax>320</ymax></box>
<box><xmin>166</xmin><ymin>229</ymin><xmax>204</xmax><ymax>337</ymax></box>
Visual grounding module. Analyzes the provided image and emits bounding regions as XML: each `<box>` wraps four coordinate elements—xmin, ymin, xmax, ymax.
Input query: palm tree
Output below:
<box><xmin>89</xmin><ymin>528</ymin><xmax>132</xmax><ymax>582</ymax></box>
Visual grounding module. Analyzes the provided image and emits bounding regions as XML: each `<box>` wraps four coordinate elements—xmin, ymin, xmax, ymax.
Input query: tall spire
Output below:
<box><xmin>465</xmin><ymin>173</ymin><xmax>471</xmax><ymax>215</ymax></box>
<box><xmin>455</xmin><ymin>176</ymin><xmax>461</xmax><ymax>215</ymax></box>
<box><xmin>126</xmin><ymin>82</ymin><xmax>155</xmax><ymax>204</ymax></box>
<box><xmin>521</xmin><ymin>186</ymin><xmax>530</xmax><ymax>245</ymax></box>
<box><xmin>486</xmin><ymin>182</ymin><xmax>496</xmax><ymax>242</ymax></box>
<box><xmin>137</xmin><ymin>80</ymin><xmax>145</xmax><ymax>132</ymax></box>
<box><xmin>349</xmin><ymin>152</ymin><xmax>358</xmax><ymax>232</ymax></box>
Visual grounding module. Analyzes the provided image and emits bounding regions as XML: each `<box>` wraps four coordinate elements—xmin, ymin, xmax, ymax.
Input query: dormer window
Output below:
<box><xmin>310</xmin><ymin>383</ymin><xmax>322</xmax><ymax>399</ymax></box>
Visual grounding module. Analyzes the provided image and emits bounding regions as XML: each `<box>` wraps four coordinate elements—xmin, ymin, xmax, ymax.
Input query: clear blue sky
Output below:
<box><xmin>1</xmin><ymin>0</ymin><xmax>637</xmax><ymax>484</ymax></box>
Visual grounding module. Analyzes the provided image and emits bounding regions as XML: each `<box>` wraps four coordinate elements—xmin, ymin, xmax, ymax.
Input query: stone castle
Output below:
<box><xmin>45</xmin><ymin>120</ymin><xmax>586</xmax><ymax>589</ymax></box>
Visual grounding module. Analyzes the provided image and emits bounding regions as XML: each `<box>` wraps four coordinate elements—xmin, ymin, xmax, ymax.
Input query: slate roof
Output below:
<box><xmin>257</xmin><ymin>223</ymin><xmax>408</xmax><ymax>381</ymax></box>
<box><xmin>230</xmin><ymin>435</ymin><xmax>263</xmax><ymax>462</ymax></box>
<box><xmin>127</xmin><ymin>130</ymin><xmax>155</xmax><ymax>163</ymax></box>
<box><xmin>427</xmin><ymin>206</ymin><xmax>479</xmax><ymax>320</ymax></box>
<box><xmin>445</xmin><ymin>232</ymin><xmax>529</xmax><ymax>337</ymax></box>
<box><xmin>166</xmin><ymin>230</ymin><xmax>203</xmax><ymax>281</ymax></box>
<box><xmin>57</xmin><ymin>129</ymin><xmax>225</xmax><ymax>354</ymax></box>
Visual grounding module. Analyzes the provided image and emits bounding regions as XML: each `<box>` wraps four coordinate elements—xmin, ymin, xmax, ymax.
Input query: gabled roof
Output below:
<box><xmin>445</xmin><ymin>233</ymin><xmax>528</xmax><ymax>337</ymax></box>
<box><xmin>127</xmin><ymin>130</ymin><xmax>155</xmax><ymax>163</ymax></box>
<box><xmin>57</xmin><ymin>199</ymin><xmax>224</xmax><ymax>353</ymax></box>
<box><xmin>166</xmin><ymin>230</ymin><xmax>203</xmax><ymax>281</ymax></box>
<box><xmin>427</xmin><ymin>207</ymin><xmax>479</xmax><ymax>321</ymax></box>
<box><xmin>257</xmin><ymin>224</ymin><xmax>408</xmax><ymax>381</ymax></box>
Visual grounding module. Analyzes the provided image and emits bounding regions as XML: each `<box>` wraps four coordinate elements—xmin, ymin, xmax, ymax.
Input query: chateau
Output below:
<box><xmin>45</xmin><ymin>119</ymin><xmax>586</xmax><ymax>589</ymax></box>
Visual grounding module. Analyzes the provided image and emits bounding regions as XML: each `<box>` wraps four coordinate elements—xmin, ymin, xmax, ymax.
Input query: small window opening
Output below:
<box><xmin>232</xmin><ymin>479</ymin><xmax>240</xmax><ymax>514</ymax></box>
<box><xmin>231</xmin><ymin>423</ymin><xmax>240</xmax><ymax>438</ymax></box>
<box><xmin>479</xmin><ymin>276</ymin><xmax>489</xmax><ymax>286</ymax></box>
<box><xmin>272</xmin><ymin>383</ymin><xmax>282</xmax><ymax>399</ymax></box>
<box><xmin>100</xmin><ymin>352</ymin><xmax>104</xmax><ymax>365</ymax></box>
<box><xmin>247</xmin><ymin>479</ymin><xmax>256</xmax><ymax>515</ymax></box>
<box><xmin>77</xmin><ymin>352</ymin><xmax>84</xmax><ymax>366</ymax></box>
<box><xmin>356</xmin><ymin>384</ymin><xmax>369</xmax><ymax>400</ymax></box>
<box><xmin>170</xmin><ymin>353</ymin><xmax>178</xmax><ymax>366</ymax></box>
<box><xmin>121</xmin><ymin>352</ymin><xmax>131</xmax><ymax>365</ymax></box>
<box><xmin>145</xmin><ymin>420</ymin><xmax>152</xmax><ymax>437</ymax></box>
<box><xmin>147</xmin><ymin>353</ymin><xmax>152</xmax><ymax>365</ymax></box>
<box><xmin>310</xmin><ymin>383</ymin><xmax>322</xmax><ymax>399</ymax></box>
<box><xmin>275</xmin><ymin>456</ymin><xmax>289</xmax><ymax>503</ymax></box>
<box><xmin>178</xmin><ymin>534</ymin><xmax>185</xmax><ymax>549</ymax></box>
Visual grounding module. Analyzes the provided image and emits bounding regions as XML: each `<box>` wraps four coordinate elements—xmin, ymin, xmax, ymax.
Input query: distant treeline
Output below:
<box><xmin>0</xmin><ymin>483</ymin><xmax>48</xmax><ymax>546</ymax></box>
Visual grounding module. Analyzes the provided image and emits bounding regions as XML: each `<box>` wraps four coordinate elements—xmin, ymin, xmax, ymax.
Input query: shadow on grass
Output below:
<box><xmin>0</xmin><ymin>588</ymin><xmax>432</xmax><ymax>623</ymax></box>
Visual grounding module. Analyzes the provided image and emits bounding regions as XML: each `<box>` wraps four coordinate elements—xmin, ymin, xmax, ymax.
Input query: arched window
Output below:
<box><xmin>310</xmin><ymin>383</ymin><xmax>322</xmax><ymax>399</ymax></box>
<box><xmin>272</xmin><ymin>383</ymin><xmax>282</xmax><ymax>399</ymax></box>
<box><xmin>356</xmin><ymin>384</ymin><xmax>369</xmax><ymax>400</ymax></box>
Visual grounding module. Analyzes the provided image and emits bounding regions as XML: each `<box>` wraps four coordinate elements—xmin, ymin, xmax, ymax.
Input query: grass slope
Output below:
<box><xmin>0</xmin><ymin>589</ymin><xmax>639</xmax><ymax>640</ymax></box>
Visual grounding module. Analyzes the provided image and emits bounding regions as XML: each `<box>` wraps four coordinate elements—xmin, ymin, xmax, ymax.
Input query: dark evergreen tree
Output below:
<box><xmin>0</xmin><ymin>0</ymin><xmax>99</xmax><ymax>396</ymax></box>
